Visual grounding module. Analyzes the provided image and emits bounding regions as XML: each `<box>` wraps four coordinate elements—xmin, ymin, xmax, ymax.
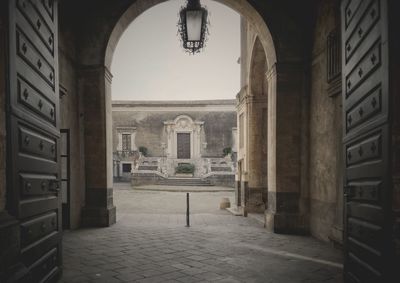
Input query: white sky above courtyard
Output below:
<box><xmin>111</xmin><ymin>0</ymin><xmax>240</xmax><ymax>101</ymax></box>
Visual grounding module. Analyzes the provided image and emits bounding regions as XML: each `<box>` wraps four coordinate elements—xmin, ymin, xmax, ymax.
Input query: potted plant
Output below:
<box><xmin>138</xmin><ymin>146</ymin><xmax>148</xmax><ymax>157</ymax></box>
<box><xmin>223</xmin><ymin>147</ymin><xmax>232</xmax><ymax>159</ymax></box>
<box><xmin>175</xmin><ymin>163</ymin><xmax>195</xmax><ymax>177</ymax></box>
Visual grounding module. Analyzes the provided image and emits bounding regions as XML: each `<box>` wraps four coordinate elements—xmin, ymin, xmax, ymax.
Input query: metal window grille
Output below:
<box><xmin>327</xmin><ymin>29</ymin><xmax>341</xmax><ymax>83</ymax></box>
<box><xmin>239</xmin><ymin>113</ymin><xmax>244</xmax><ymax>148</ymax></box>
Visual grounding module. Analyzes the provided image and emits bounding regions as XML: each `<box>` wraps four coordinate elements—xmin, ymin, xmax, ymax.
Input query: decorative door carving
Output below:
<box><xmin>7</xmin><ymin>0</ymin><xmax>62</xmax><ymax>281</ymax></box>
<box><xmin>341</xmin><ymin>0</ymin><xmax>392</xmax><ymax>281</ymax></box>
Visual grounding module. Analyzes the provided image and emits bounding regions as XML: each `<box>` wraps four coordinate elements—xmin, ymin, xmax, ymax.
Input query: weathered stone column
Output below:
<box><xmin>245</xmin><ymin>94</ymin><xmax>268</xmax><ymax>213</ymax></box>
<box><xmin>265</xmin><ymin>62</ymin><xmax>308</xmax><ymax>234</ymax></box>
<box><xmin>79</xmin><ymin>65</ymin><xmax>116</xmax><ymax>227</ymax></box>
<box><xmin>235</xmin><ymin>89</ymin><xmax>246</xmax><ymax>212</ymax></box>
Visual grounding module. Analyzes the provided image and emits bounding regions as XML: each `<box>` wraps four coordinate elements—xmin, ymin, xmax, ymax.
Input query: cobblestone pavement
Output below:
<box><xmin>61</xmin><ymin>183</ymin><xmax>343</xmax><ymax>283</ymax></box>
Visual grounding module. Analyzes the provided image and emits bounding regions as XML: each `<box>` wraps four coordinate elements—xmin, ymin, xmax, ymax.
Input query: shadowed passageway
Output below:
<box><xmin>61</xmin><ymin>184</ymin><xmax>343</xmax><ymax>283</ymax></box>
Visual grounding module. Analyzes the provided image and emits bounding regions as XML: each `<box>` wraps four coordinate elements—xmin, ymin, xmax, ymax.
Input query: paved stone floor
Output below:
<box><xmin>60</xmin><ymin>183</ymin><xmax>343</xmax><ymax>283</ymax></box>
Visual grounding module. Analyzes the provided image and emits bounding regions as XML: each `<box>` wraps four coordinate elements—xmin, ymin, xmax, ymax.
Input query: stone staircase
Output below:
<box><xmin>157</xmin><ymin>177</ymin><xmax>214</xmax><ymax>186</ymax></box>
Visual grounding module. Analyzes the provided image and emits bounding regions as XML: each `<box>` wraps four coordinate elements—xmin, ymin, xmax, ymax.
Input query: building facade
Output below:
<box><xmin>112</xmin><ymin>100</ymin><xmax>237</xmax><ymax>186</ymax></box>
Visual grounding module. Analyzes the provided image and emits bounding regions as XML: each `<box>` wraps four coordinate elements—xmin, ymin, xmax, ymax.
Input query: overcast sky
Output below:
<box><xmin>111</xmin><ymin>0</ymin><xmax>240</xmax><ymax>101</ymax></box>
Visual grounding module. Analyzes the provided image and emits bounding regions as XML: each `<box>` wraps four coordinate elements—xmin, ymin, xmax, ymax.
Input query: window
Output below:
<box><xmin>326</xmin><ymin>28</ymin><xmax>342</xmax><ymax>97</ymax></box>
<box><xmin>122</xmin><ymin>163</ymin><xmax>132</xmax><ymax>173</ymax></box>
<box><xmin>60</xmin><ymin>129</ymin><xmax>70</xmax><ymax>229</ymax></box>
<box><xmin>327</xmin><ymin>29</ymin><xmax>341</xmax><ymax>83</ymax></box>
<box><xmin>122</xmin><ymin>134</ymin><xmax>131</xmax><ymax>151</ymax></box>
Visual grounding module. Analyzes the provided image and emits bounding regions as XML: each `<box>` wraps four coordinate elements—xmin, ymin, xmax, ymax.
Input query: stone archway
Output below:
<box><xmin>74</xmin><ymin>0</ymin><xmax>310</xmax><ymax>233</ymax></box>
<box><xmin>249</xmin><ymin>37</ymin><xmax>268</xmax><ymax>97</ymax></box>
<box><xmin>104</xmin><ymin>0</ymin><xmax>276</xmax><ymax>71</ymax></box>
<box><xmin>236</xmin><ymin>36</ymin><xmax>269</xmax><ymax>214</ymax></box>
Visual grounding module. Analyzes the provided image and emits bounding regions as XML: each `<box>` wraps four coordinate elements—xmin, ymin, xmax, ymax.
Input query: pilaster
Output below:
<box><xmin>79</xmin><ymin>65</ymin><xmax>116</xmax><ymax>227</ymax></box>
<box><xmin>265</xmin><ymin>62</ymin><xmax>309</xmax><ymax>234</ymax></box>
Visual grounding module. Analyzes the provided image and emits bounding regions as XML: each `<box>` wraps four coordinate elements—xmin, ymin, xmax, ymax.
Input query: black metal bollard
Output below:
<box><xmin>186</xmin><ymin>192</ymin><xmax>190</xmax><ymax>227</ymax></box>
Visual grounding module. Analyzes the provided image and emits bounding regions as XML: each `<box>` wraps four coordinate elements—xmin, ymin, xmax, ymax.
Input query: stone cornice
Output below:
<box><xmin>113</xmin><ymin>99</ymin><xmax>236</xmax><ymax>107</ymax></box>
<box><xmin>116</xmin><ymin>127</ymin><xmax>136</xmax><ymax>132</ymax></box>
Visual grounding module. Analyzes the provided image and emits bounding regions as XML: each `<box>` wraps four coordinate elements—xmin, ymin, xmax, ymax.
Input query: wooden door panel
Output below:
<box><xmin>177</xmin><ymin>133</ymin><xmax>191</xmax><ymax>159</ymax></box>
<box><xmin>345</xmin><ymin>40</ymin><xmax>381</xmax><ymax>97</ymax></box>
<box><xmin>17</xmin><ymin>75</ymin><xmax>57</xmax><ymax>125</ymax></box>
<box><xmin>344</xmin><ymin>0</ymin><xmax>363</xmax><ymax>28</ymax></box>
<box><xmin>347</xmin><ymin>236</ymin><xmax>382</xmax><ymax>271</ymax></box>
<box><xmin>346</xmin><ymin>254</ymin><xmax>381</xmax><ymax>282</ymax></box>
<box><xmin>19</xmin><ymin>195</ymin><xmax>59</xmax><ymax>219</ymax></box>
<box><xmin>10</xmin><ymin>0</ymin><xmax>58</xmax><ymax>136</ymax></box>
<box><xmin>8</xmin><ymin>0</ymin><xmax>61</xmax><ymax>281</ymax></box>
<box><xmin>345</xmin><ymin>84</ymin><xmax>383</xmax><ymax>133</ymax></box>
<box><xmin>344</xmin><ymin>0</ymin><xmax>381</xmax><ymax>63</ymax></box>
<box><xmin>18</xmin><ymin>125</ymin><xmax>57</xmax><ymax>162</ymax></box>
<box><xmin>20</xmin><ymin>211</ymin><xmax>58</xmax><ymax>247</ymax></box>
<box><xmin>14</xmin><ymin>5</ymin><xmax>55</xmax><ymax>86</ymax></box>
<box><xmin>344</xmin><ymin>0</ymin><xmax>389</xmax><ymax>142</ymax></box>
<box><xmin>19</xmin><ymin>173</ymin><xmax>58</xmax><ymax>197</ymax></box>
<box><xmin>16</xmin><ymin>0</ymin><xmax>55</xmax><ymax>55</ymax></box>
<box><xmin>22</xmin><ymin>235</ymin><xmax>61</xmax><ymax>279</ymax></box>
<box><xmin>16</xmin><ymin>28</ymin><xmax>55</xmax><ymax>88</ymax></box>
<box><xmin>10</xmin><ymin>117</ymin><xmax>58</xmax><ymax>175</ymax></box>
<box><xmin>29</xmin><ymin>247</ymin><xmax>60</xmax><ymax>283</ymax></box>
<box><xmin>342</xmin><ymin>0</ymin><xmax>391</xmax><ymax>281</ymax></box>
<box><xmin>346</xmin><ymin>202</ymin><xmax>384</xmax><ymax>224</ymax></box>
<box><xmin>36</xmin><ymin>0</ymin><xmax>55</xmax><ymax>23</ymax></box>
<box><xmin>342</xmin><ymin>0</ymin><xmax>390</xmax><ymax>281</ymax></box>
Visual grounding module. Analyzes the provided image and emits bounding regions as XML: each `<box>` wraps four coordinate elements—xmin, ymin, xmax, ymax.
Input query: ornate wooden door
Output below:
<box><xmin>177</xmin><ymin>133</ymin><xmax>191</xmax><ymax>159</ymax></box>
<box><xmin>7</xmin><ymin>0</ymin><xmax>61</xmax><ymax>281</ymax></box>
<box><xmin>341</xmin><ymin>0</ymin><xmax>392</xmax><ymax>281</ymax></box>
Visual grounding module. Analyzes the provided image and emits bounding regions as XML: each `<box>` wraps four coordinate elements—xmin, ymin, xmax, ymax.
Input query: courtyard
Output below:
<box><xmin>60</xmin><ymin>183</ymin><xmax>343</xmax><ymax>283</ymax></box>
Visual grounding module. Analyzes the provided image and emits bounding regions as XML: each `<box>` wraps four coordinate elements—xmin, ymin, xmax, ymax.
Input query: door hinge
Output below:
<box><xmin>344</xmin><ymin>185</ymin><xmax>355</xmax><ymax>197</ymax></box>
<box><xmin>49</xmin><ymin>180</ymin><xmax>60</xmax><ymax>193</ymax></box>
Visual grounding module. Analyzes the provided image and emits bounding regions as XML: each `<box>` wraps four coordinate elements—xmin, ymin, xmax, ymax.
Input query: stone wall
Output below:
<box><xmin>309</xmin><ymin>0</ymin><xmax>343</xmax><ymax>243</ymax></box>
<box><xmin>131</xmin><ymin>172</ymin><xmax>165</xmax><ymax>187</ymax></box>
<box><xmin>112</xmin><ymin>101</ymin><xmax>237</xmax><ymax>158</ymax></box>
<box><xmin>58</xmin><ymin>7</ymin><xmax>86</xmax><ymax>229</ymax></box>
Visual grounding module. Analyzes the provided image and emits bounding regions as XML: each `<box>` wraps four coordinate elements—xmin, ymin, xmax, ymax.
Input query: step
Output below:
<box><xmin>157</xmin><ymin>178</ymin><xmax>214</xmax><ymax>186</ymax></box>
<box><xmin>158</xmin><ymin>181</ymin><xmax>211</xmax><ymax>185</ymax></box>
<box><xmin>157</xmin><ymin>183</ymin><xmax>214</xmax><ymax>187</ymax></box>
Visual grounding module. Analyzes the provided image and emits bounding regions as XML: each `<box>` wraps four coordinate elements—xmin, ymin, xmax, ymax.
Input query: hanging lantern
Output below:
<box><xmin>178</xmin><ymin>0</ymin><xmax>209</xmax><ymax>54</ymax></box>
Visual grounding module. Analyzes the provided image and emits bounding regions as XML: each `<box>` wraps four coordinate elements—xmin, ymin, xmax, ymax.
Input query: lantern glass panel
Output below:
<box><xmin>186</xmin><ymin>10</ymin><xmax>203</xmax><ymax>41</ymax></box>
